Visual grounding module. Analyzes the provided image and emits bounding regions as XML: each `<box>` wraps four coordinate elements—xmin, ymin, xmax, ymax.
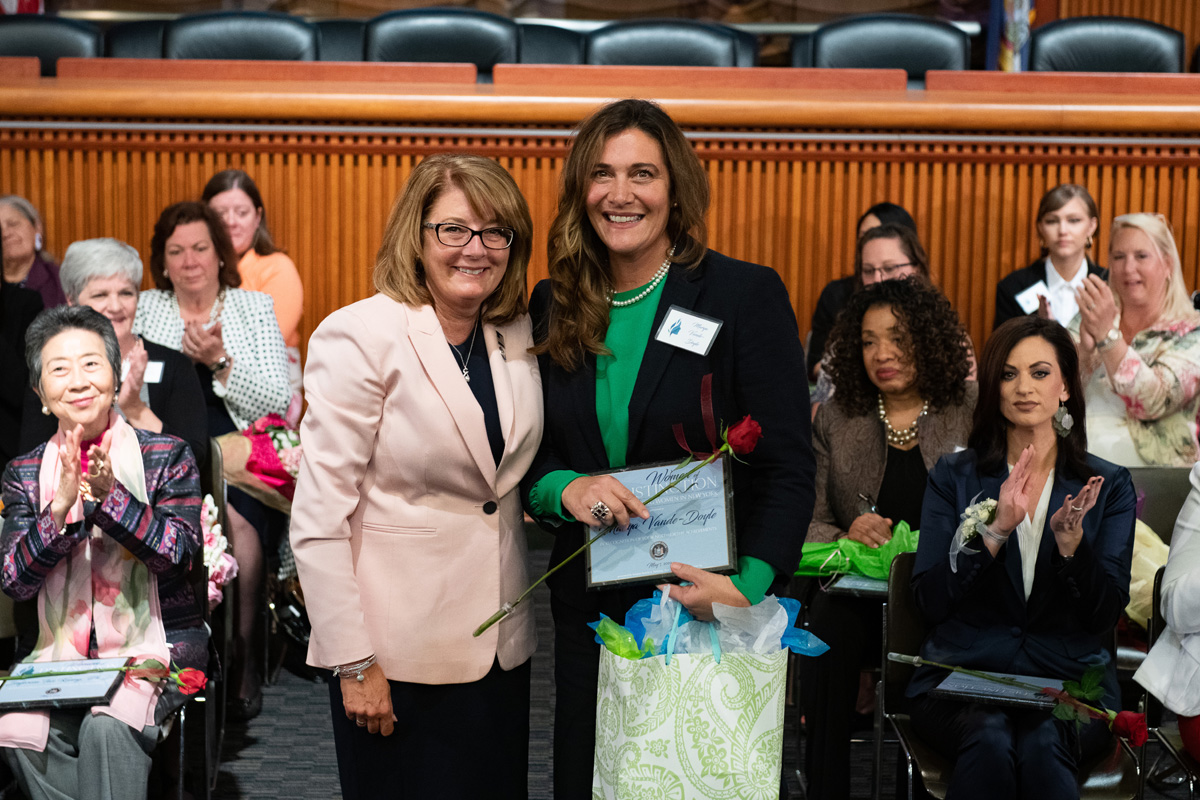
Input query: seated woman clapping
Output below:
<box><xmin>908</xmin><ymin>315</ymin><xmax>1136</xmax><ymax>800</ymax></box>
<box><xmin>800</xmin><ymin>277</ymin><xmax>976</xmax><ymax>800</ymax></box>
<box><xmin>0</xmin><ymin>306</ymin><xmax>204</xmax><ymax>800</ymax></box>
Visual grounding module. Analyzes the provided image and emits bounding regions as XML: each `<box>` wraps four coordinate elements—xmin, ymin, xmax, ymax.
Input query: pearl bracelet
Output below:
<box><xmin>332</xmin><ymin>654</ymin><xmax>377</xmax><ymax>682</ymax></box>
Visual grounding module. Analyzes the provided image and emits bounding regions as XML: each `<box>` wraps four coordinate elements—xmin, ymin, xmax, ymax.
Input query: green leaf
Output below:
<box><xmin>1052</xmin><ymin>703</ymin><xmax>1077</xmax><ymax>722</ymax></box>
<box><xmin>1074</xmin><ymin>707</ymin><xmax>1092</xmax><ymax>725</ymax></box>
<box><xmin>1062</xmin><ymin>680</ymin><xmax>1083</xmax><ymax>697</ymax></box>
<box><xmin>675</xmin><ymin>453</ymin><xmax>695</xmax><ymax>470</ymax></box>
<box><xmin>1080</xmin><ymin>664</ymin><xmax>1104</xmax><ymax>692</ymax></box>
<box><xmin>1077</xmin><ymin>686</ymin><xmax>1104</xmax><ymax>703</ymax></box>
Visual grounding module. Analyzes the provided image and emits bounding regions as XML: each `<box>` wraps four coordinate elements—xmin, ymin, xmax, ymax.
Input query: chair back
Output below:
<box><xmin>315</xmin><ymin>19</ymin><xmax>365</xmax><ymax>62</ymax></box>
<box><xmin>0</xmin><ymin>15</ymin><xmax>101</xmax><ymax>77</ymax></box>
<box><xmin>1145</xmin><ymin>565</ymin><xmax>1168</xmax><ymax>728</ymax></box>
<box><xmin>104</xmin><ymin>19</ymin><xmax>165</xmax><ymax>59</ymax></box>
<box><xmin>1126</xmin><ymin>465</ymin><xmax>1192</xmax><ymax>545</ymax></box>
<box><xmin>882</xmin><ymin>551</ymin><xmax>925</xmax><ymax>715</ymax></box>
<box><xmin>165</xmin><ymin>12</ymin><xmax>318</xmax><ymax>61</ymax></box>
<box><xmin>364</xmin><ymin>9</ymin><xmax>517</xmax><ymax>79</ymax></box>
<box><xmin>518</xmin><ymin>22</ymin><xmax>584</xmax><ymax>65</ymax></box>
<box><xmin>812</xmin><ymin>14</ymin><xmax>969</xmax><ymax>83</ymax></box>
<box><xmin>1030</xmin><ymin>16</ymin><xmax>1184</xmax><ymax>73</ymax></box>
<box><xmin>586</xmin><ymin>19</ymin><xmax>753</xmax><ymax>68</ymax></box>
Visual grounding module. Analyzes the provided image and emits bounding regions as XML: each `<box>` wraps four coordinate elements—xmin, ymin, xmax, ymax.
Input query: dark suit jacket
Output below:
<box><xmin>907</xmin><ymin>450</ymin><xmax>1136</xmax><ymax>708</ymax></box>
<box><xmin>522</xmin><ymin>247</ymin><xmax>816</xmax><ymax>612</ymax></box>
<box><xmin>807</xmin><ymin>275</ymin><xmax>855</xmax><ymax>377</ymax></box>
<box><xmin>0</xmin><ymin>283</ymin><xmax>42</xmax><ymax>471</ymax></box>
<box><xmin>20</xmin><ymin>338</ymin><xmax>208</xmax><ymax>468</ymax></box>
<box><xmin>993</xmin><ymin>258</ymin><xmax>1107</xmax><ymax>331</ymax></box>
<box><xmin>808</xmin><ymin>382</ymin><xmax>978</xmax><ymax>544</ymax></box>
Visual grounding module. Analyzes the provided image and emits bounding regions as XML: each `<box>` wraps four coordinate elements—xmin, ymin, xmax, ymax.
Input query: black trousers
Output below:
<box><xmin>328</xmin><ymin>657</ymin><xmax>531</xmax><ymax>800</ymax></box>
<box><xmin>799</xmin><ymin>589</ymin><xmax>882</xmax><ymax>800</ymax></box>
<box><xmin>909</xmin><ymin>693</ymin><xmax>1112</xmax><ymax>800</ymax></box>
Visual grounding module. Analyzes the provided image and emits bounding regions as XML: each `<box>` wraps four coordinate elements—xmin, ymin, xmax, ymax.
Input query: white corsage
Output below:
<box><xmin>948</xmin><ymin>493</ymin><xmax>998</xmax><ymax>572</ymax></box>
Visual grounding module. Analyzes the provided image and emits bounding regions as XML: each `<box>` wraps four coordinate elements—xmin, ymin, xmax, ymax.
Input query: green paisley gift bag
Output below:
<box><xmin>590</xmin><ymin>645</ymin><xmax>787</xmax><ymax>800</ymax></box>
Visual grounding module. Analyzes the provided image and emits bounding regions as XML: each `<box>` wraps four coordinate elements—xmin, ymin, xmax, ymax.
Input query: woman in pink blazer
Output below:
<box><xmin>289</xmin><ymin>154</ymin><xmax>542</xmax><ymax>799</ymax></box>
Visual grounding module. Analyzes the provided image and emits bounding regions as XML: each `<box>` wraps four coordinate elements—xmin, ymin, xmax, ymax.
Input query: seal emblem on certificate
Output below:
<box><xmin>585</xmin><ymin>456</ymin><xmax>736</xmax><ymax>589</ymax></box>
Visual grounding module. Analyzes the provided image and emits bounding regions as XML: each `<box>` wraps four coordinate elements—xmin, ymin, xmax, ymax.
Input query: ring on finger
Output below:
<box><xmin>1071</xmin><ymin>505</ymin><xmax>1084</xmax><ymax>511</ymax></box>
<box><xmin>590</xmin><ymin>501</ymin><xmax>611</xmax><ymax>522</ymax></box>
<box><xmin>356</xmin><ymin>719</ymin><xmax>367</xmax><ymax>727</ymax></box>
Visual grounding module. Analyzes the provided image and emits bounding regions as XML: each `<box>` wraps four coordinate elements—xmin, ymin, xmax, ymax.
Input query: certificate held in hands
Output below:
<box><xmin>586</xmin><ymin>457</ymin><xmax>736</xmax><ymax>589</ymax></box>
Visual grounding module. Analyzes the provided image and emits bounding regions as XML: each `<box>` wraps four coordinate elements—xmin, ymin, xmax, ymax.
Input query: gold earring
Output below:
<box><xmin>41</xmin><ymin>405</ymin><xmax>49</xmax><ymax>416</ymax></box>
<box><xmin>1086</xmin><ymin>235</ymin><xmax>1094</xmax><ymax>250</ymax></box>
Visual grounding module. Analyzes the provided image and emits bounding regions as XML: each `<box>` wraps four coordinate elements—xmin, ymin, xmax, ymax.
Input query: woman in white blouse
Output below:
<box><xmin>134</xmin><ymin>200</ymin><xmax>290</xmax><ymax>721</ymax></box>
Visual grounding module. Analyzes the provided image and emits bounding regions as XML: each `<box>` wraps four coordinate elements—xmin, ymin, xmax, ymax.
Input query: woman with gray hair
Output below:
<box><xmin>1</xmin><ymin>196</ymin><xmax>65</xmax><ymax>310</ymax></box>
<box><xmin>20</xmin><ymin>238</ymin><xmax>207</xmax><ymax>467</ymax></box>
<box><xmin>0</xmin><ymin>305</ymin><xmax>204</xmax><ymax>800</ymax></box>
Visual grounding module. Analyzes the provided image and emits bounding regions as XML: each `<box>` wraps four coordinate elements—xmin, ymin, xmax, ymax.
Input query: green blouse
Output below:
<box><xmin>527</xmin><ymin>278</ymin><xmax>776</xmax><ymax>604</ymax></box>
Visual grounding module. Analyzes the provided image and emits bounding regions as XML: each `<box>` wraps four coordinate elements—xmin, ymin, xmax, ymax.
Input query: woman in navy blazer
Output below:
<box><xmin>907</xmin><ymin>315</ymin><xmax>1136</xmax><ymax>800</ymax></box>
<box><xmin>522</xmin><ymin>99</ymin><xmax>816</xmax><ymax>798</ymax></box>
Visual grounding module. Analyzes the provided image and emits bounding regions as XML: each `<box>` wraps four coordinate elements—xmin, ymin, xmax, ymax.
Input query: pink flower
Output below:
<box><xmin>67</xmin><ymin>600</ymin><xmax>91</xmax><ymax>657</ymax></box>
<box><xmin>92</xmin><ymin>576</ymin><xmax>121</xmax><ymax>607</ymax></box>
<box><xmin>207</xmin><ymin>582</ymin><xmax>224</xmax><ymax>610</ymax></box>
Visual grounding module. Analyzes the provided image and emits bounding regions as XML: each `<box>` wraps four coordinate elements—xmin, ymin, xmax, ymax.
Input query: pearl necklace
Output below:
<box><xmin>877</xmin><ymin>394</ymin><xmax>929</xmax><ymax>446</ymax></box>
<box><xmin>609</xmin><ymin>246</ymin><xmax>676</xmax><ymax>308</ymax></box>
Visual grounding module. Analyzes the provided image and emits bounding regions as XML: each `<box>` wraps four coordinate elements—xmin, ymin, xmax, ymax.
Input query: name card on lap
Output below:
<box><xmin>654</xmin><ymin>306</ymin><xmax>722</xmax><ymax>356</ymax></box>
<box><xmin>1014</xmin><ymin>280</ymin><xmax>1049</xmax><ymax>315</ymax></box>
<box><xmin>586</xmin><ymin>457</ymin><xmax>736</xmax><ymax>590</ymax></box>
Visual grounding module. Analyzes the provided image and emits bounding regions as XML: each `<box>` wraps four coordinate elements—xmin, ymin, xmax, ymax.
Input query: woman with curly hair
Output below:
<box><xmin>800</xmin><ymin>277</ymin><xmax>976</xmax><ymax>800</ymax></box>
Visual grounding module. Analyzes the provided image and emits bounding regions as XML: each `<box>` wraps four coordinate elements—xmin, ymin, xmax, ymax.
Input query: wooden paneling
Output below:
<box><xmin>1058</xmin><ymin>0</ymin><xmax>1200</xmax><ymax>62</ymax></box>
<box><xmin>3</xmin><ymin>84</ymin><xmax>1200</xmax><ymax>363</ymax></box>
<box><xmin>56</xmin><ymin>58</ymin><xmax>478</xmax><ymax>84</ymax></box>
<box><xmin>492</xmin><ymin>65</ymin><xmax>908</xmax><ymax>91</ymax></box>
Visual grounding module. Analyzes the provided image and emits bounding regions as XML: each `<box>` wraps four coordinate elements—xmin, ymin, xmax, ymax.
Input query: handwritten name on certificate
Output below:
<box><xmin>586</xmin><ymin>457</ymin><xmax>736</xmax><ymax>589</ymax></box>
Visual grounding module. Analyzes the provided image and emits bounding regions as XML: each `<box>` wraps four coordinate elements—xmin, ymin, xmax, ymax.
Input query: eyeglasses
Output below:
<box><xmin>422</xmin><ymin>222</ymin><xmax>515</xmax><ymax>250</ymax></box>
<box><xmin>860</xmin><ymin>263</ymin><xmax>915</xmax><ymax>281</ymax></box>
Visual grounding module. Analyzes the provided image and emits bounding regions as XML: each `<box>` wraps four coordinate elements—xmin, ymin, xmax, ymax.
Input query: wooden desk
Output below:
<box><xmin>56</xmin><ymin>58</ymin><xmax>478</xmax><ymax>84</ymax></box>
<box><xmin>0</xmin><ymin>57</ymin><xmax>40</xmax><ymax>80</ymax></box>
<box><xmin>493</xmin><ymin>64</ymin><xmax>909</xmax><ymax>91</ymax></box>
<box><xmin>1</xmin><ymin>77</ymin><xmax>1198</xmax><ymax>356</ymax></box>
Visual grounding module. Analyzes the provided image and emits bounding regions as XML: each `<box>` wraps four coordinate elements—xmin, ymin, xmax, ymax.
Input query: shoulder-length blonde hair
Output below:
<box><xmin>538</xmin><ymin>99</ymin><xmax>710</xmax><ymax>371</ymax></box>
<box><xmin>1109</xmin><ymin>213</ymin><xmax>1200</xmax><ymax>325</ymax></box>
<box><xmin>374</xmin><ymin>154</ymin><xmax>532</xmax><ymax>325</ymax></box>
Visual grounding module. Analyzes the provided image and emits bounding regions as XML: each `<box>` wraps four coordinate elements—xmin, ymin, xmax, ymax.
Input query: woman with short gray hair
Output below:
<box><xmin>20</xmin><ymin>238</ymin><xmax>207</xmax><ymax>467</ymax></box>
<box><xmin>0</xmin><ymin>195</ymin><xmax>65</xmax><ymax>309</ymax></box>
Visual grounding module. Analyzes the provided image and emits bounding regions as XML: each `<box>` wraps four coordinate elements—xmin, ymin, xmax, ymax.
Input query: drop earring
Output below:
<box><xmin>41</xmin><ymin>404</ymin><xmax>49</xmax><ymax>416</ymax></box>
<box><xmin>34</xmin><ymin>233</ymin><xmax>43</xmax><ymax>251</ymax></box>
<box><xmin>1052</xmin><ymin>401</ymin><xmax>1074</xmax><ymax>438</ymax></box>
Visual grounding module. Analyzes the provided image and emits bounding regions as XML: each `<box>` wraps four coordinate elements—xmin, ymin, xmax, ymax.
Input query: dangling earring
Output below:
<box><xmin>41</xmin><ymin>404</ymin><xmax>49</xmax><ymax>416</ymax></box>
<box><xmin>1085</xmin><ymin>235</ymin><xmax>1094</xmax><ymax>250</ymax></box>
<box><xmin>34</xmin><ymin>233</ymin><xmax>43</xmax><ymax>251</ymax></box>
<box><xmin>1052</xmin><ymin>401</ymin><xmax>1074</xmax><ymax>438</ymax></box>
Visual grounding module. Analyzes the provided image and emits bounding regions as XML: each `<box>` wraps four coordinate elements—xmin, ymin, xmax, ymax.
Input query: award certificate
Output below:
<box><xmin>586</xmin><ymin>456</ymin><xmax>736</xmax><ymax>589</ymax></box>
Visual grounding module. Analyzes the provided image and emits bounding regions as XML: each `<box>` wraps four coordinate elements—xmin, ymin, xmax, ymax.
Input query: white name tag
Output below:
<box><xmin>1014</xmin><ymin>280</ymin><xmax>1049</xmax><ymax>315</ymax></box>
<box><xmin>654</xmin><ymin>306</ymin><xmax>723</xmax><ymax>357</ymax></box>
<box><xmin>144</xmin><ymin>362</ymin><xmax>164</xmax><ymax>384</ymax></box>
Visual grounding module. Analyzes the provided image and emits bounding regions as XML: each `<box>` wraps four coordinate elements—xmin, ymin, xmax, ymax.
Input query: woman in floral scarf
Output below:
<box><xmin>0</xmin><ymin>306</ymin><xmax>203</xmax><ymax>800</ymax></box>
<box><xmin>1076</xmin><ymin>213</ymin><xmax>1200</xmax><ymax>466</ymax></box>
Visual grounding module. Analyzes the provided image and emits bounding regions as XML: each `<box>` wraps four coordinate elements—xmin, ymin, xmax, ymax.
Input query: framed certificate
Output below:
<box><xmin>0</xmin><ymin>657</ymin><xmax>131</xmax><ymax>710</ymax></box>
<box><xmin>586</xmin><ymin>456</ymin><xmax>736</xmax><ymax>589</ymax></box>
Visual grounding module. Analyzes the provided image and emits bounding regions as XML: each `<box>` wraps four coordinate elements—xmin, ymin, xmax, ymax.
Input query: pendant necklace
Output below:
<box><xmin>449</xmin><ymin>322</ymin><xmax>479</xmax><ymax>383</ymax></box>
<box><xmin>877</xmin><ymin>394</ymin><xmax>929</xmax><ymax>446</ymax></box>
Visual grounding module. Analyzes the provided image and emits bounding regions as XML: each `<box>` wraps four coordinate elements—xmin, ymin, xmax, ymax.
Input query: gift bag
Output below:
<box><xmin>794</xmin><ymin>520</ymin><xmax>919</xmax><ymax>580</ymax></box>
<box><xmin>591</xmin><ymin>635</ymin><xmax>787</xmax><ymax>799</ymax></box>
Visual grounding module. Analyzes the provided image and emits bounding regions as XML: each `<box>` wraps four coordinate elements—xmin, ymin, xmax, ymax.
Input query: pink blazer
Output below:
<box><xmin>290</xmin><ymin>295</ymin><xmax>543</xmax><ymax>684</ymax></box>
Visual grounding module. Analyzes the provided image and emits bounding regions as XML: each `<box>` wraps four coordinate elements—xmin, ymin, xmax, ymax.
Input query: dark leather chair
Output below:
<box><xmin>882</xmin><ymin>552</ymin><xmax>1141</xmax><ymax>799</ymax></box>
<box><xmin>0</xmin><ymin>15</ymin><xmax>101</xmax><ymax>77</ymax></box>
<box><xmin>586</xmin><ymin>19</ymin><xmax>755</xmax><ymax>68</ymax></box>
<box><xmin>365</xmin><ymin>9</ymin><xmax>517</xmax><ymax>80</ymax></box>
<box><xmin>811</xmin><ymin>14</ymin><xmax>969</xmax><ymax>85</ymax></box>
<box><xmin>1193</xmin><ymin>44</ymin><xmax>1200</xmax><ymax>74</ymax></box>
<box><xmin>315</xmin><ymin>19</ymin><xmax>364</xmax><ymax>62</ymax></box>
<box><xmin>164</xmin><ymin>12</ymin><xmax>318</xmax><ymax>61</ymax></box>
<box><xmin>104</xmin><ymin>19</ymin><xmax>165</xmax><ymax>59</ymax></box>
<box><xmin>790</xmin><ymin>31</ymin><xmax>813</xmax><ymax>68</ymax></box>
<box><xmin>518</xmin><ymin>22</ymin><xmax>584</xmax><ymax>65</ymax></box>
<box><xmin>1030</xmin><ymin>16</ymin><xmax>1184</xmax><ymax>73</ymax></box>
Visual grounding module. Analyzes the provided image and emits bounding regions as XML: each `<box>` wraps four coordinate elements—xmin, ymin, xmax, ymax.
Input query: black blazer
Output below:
<box><xmin>807</xmin><ymin>275</ymin><xmax>855</xmax><ymax>377</ymax></box>
<box><xmin>20</xmin><ymin>338</ymin><xmax>208</xmax><ymax>468</ymax></box>
<box><xmin>0</xmin><ymin>283</ymin><xmax>43</xmax><ymax>470</ymax></box>
<box><xmin>993</xmin><ymin>258</ymin><xmax>1107</xmax><ymax>331</ymax></box>
<box><xmin>907</xmin><ymin>450</ymin><xmax>1136</xmax><ymax>708</ymax></box>
<box><xmin>522</xmin><ymin>247</ymin><xmax>816</xmax><ymax>612</ymax></box>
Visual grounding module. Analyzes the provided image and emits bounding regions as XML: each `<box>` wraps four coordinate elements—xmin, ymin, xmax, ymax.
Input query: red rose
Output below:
<box><xmin>1111</xmin><ymin>710</ymin><xmax>1148</xmax><ymax>746</ymax></box>
<box><xmin>175</xmin><ymin>668</ymin><xmax>207</xmax><ymax>696</ymax></box>
<box><xmin>725</xmin><ymin>416</ymin><xmax>763</xmax><ymax>456</ymax></box>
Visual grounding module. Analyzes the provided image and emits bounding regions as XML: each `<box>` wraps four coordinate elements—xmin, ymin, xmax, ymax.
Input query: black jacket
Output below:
<box><xmin>994</xmin><ymin>258</ymin><xmax>1107</xmax><ymax>331</ymax></box>
<box><xmin>522</xmin><ymin>247</ymin><xmax>816</xmax><ymax>611</ymax></box>
<box><xmin>0</xmin><ymin>283</ymin><xmax>42</xmax><ymax>471</ymax></box>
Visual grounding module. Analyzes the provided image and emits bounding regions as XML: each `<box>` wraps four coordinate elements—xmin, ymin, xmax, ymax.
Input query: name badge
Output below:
<box><xmin>1014</xmin><ymin>280</ymin><xmax>1049</xmax><ymax>315</ymax></box>
<box><xmin>654</xmin><ymin>305</ymin><xmax>722</xmax><ymax>357</ymax></box>
<box><xmin>143</xmin><ymin>361</ymin><xmax>164</xmax><ymax>384</ymax></box>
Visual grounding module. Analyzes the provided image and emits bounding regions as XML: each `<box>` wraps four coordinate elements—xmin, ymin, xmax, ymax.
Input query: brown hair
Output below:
<box><xmin>854</xmin><ymin>224</ymin><xmax>930</xmax><ymax>290</ymax></box>
<box><xmin>1036</xmin><ymin>183</ymin><xmax>1099</xmax><ymax>226</ymax></box>
<box><xmin>373</xmin><ymin>154</ymin><xmax>532</xmax><ymax>326</ymax></box>
<box><xmin>538</xmin><ymin>99</ymin><xmax>710</xmax><ymax>371</ymax></box>
<box><xmin>969</xmin><ymin>315</ymin><xmax>1091</xmax><ymax>479</ymax></box>
<box><xmin>149</xmin><ymin>202</ymin><xmax>241</xmax><ymax>291</ymax></box>
<box><xmin>201</xmin><ymin>168</ymin><xmax>279</xmax><ymax>256</ymax></box>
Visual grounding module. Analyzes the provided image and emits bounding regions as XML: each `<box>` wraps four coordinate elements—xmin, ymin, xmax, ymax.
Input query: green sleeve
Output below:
<box><xmin>527</xmin><ymin>469</ymin><xmax>586</xmax><ymax>522</ymax></box>
<box><xmin>729</xmin><ymin>555</ymin><xmax>777</xmax><ymax>605</ymax></box>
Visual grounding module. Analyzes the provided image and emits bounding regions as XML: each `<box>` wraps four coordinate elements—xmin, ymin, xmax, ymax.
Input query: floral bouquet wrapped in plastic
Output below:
<box><xmin>201</xmin><ymin>494</ymin><xmax>238</xmax><ymax>611</ymax></box>
<box><xmin>215</xmin><ymin>413</ymin><xmax>301</xmax><ymax>514</ymax></box>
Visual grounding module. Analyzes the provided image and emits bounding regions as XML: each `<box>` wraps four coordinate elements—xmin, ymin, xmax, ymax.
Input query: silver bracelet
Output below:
<box><xmin>979</xmin><ymin>525</ymin><xmax>1011</xmax><ymax>546</ymax></box>
<box><xmin>332</xmin><ymin>654</ymin><xmax>377</xmax><ymax>682</ymax></box>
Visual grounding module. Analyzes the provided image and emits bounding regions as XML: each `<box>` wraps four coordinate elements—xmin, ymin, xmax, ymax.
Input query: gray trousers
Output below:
<box><xmin>3</xmin><ymin>710</ymin><xmax>158</xmax><ymax>800</ymax></box>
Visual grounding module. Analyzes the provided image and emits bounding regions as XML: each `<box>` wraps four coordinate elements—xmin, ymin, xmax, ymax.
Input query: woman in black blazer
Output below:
<box><xmin>994</xmin><ymin>184</ymin><xmax>1106</xmax><ymax>331</ymax></box>
<box><xmin>522</xmin><ymin>98</ymin><xmax>816</xmax><ymax>798</ymax></box>
<box><xmin>908</xmin><ymin>315</ymin><xmax>1136</xmax><ymax>800</ymax></box>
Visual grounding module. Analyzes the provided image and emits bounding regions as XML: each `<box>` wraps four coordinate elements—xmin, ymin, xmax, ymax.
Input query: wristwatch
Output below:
<box><xmin>208</xmin><ymin>354</ymin><xmax>231</xmax><ymax>373</ymax></box>
<box><xmin>1095</xmin><ymin>326</ymin><xmax>1122</xmax><ymax>351</ymax></box>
